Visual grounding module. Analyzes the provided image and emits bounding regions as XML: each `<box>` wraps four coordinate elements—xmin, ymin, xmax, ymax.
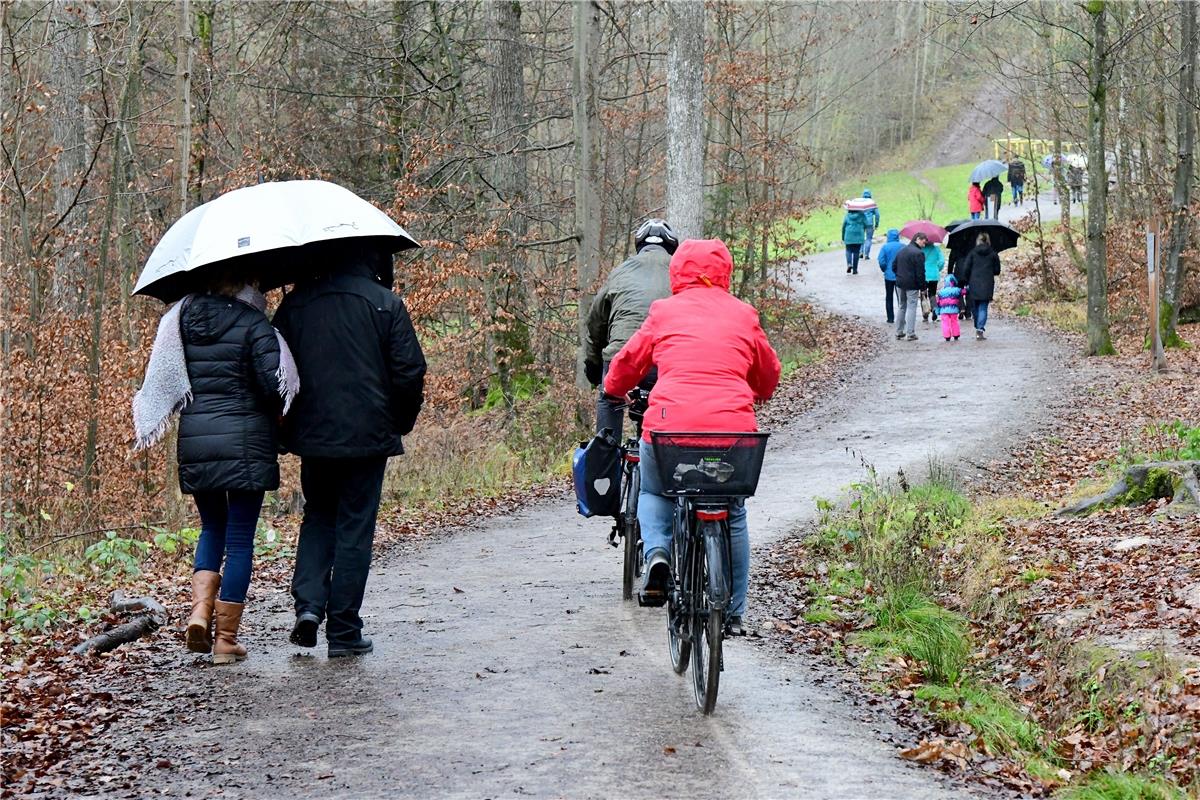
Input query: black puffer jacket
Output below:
<box><xmin>274</xmin><ymin>257</ymin><xmax>426</xmax><ymax>459</ymax></box>
<box><xmin>960</xmin><ymin>244</ymin><xmax>1002</xmax><ymax>302</ymax></box>
<box><xmin>894</xmin><ymin>243</ymin><xmax>926</xmax><ymax>291</ymax></box>
<box><xmin>178</xmin><ymin>294</ymin><xmax>283</xmax><ymax>494</ymax></box>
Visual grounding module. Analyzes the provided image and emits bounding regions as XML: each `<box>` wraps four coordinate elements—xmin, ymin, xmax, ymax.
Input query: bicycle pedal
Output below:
<box><xmin>637</xmin><ymin>591</ymin><xmax>667</xmax><ymax>608</ymax></box>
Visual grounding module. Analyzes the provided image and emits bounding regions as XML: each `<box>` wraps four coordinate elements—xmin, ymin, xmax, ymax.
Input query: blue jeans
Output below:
<box><xmin>970</xmin><ymin>211</ymin><xmax>981</xmax><ymax>220</ymax></box>
<box><xmin>1011</xmin><ymin>182</ymin><xmax>1024</xmax><ymax>202</ymax></box>
<box><xmin>193</xmin><ymin>490</ymin><xmax>264</xmax><ymax>603</ymax></box>
<box><xmin>637</xmin><ymin>440</ymin><xmax>750</xmax><ymax>616</ymax></box>
<box><xmin>860</xmin><ymin>228</ymin><xmax>875</xmax><ymax>258</ymax></box>
<box><xmin>844</xmin><ymin>244</ymin><xmax>861</xmax><ymax>272</ymax></box>
<box><xmin>972</xmin><ymin>300</ymin><xmax>990</xmax><ymax>331</ymax></box>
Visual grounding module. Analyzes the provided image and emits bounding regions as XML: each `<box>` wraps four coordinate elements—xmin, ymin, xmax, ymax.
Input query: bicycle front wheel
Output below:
<box><xmin>620</xmin><ymin>465</ymin><xmax>640</xmax><ymax>601</ymax></box>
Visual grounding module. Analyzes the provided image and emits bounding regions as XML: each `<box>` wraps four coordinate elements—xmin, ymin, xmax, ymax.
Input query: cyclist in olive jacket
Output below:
<box><xmin>583</xmin><ymin>219</ymin><xmax>677</xmax><ymax>439</ymax></box>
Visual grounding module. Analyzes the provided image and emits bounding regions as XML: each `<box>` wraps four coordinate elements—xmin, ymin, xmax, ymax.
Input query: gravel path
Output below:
<box><xmin>80</xmin><ymin>240</ymin><xmax>1068</xmax><ymax>800</ymax></box>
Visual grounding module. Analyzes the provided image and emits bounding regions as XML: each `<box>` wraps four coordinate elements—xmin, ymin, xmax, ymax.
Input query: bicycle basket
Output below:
<box><xmin>649</xmin><ymin>431</ymin><xmax>769</xmax><ymax>497</ymax></box>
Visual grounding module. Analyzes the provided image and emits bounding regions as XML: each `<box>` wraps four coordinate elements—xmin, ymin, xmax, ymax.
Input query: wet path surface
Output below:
<box><xmin>94</xmin><ymin>238</ymin><xmax>1066</xmax><ymax>800</ymax></box>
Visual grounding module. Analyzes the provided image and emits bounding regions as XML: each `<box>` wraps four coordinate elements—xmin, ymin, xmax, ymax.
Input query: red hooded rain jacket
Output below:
<box><xmin>603</xmin><ymin>239</ymin><xmax>782</xmax><ymax>441</ymax></box>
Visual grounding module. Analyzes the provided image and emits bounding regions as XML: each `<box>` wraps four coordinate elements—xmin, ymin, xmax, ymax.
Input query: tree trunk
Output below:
<box><xmin>487</xmin><ymin>0</ymin><xmax>531</xmax><ymax>399</ymax></box>
<box><xmin>666</xmin><ymin>0</ymin><xmax>705</xmax><ymax>238</ymax></box>
<box><xmin>1163</xmin><ymin>0</ymin><xmax>1196</xmax><ymax>347</ymax></box>
<box><xmin>48</xmin><ymin>0</ymin><xmax>90</xmax><ymax>316</ymax></box>
<box><xmin>573</xmin><ymin>0</ymin><xmax>602</xmax><ymax>389</ymax></box>
<box><xmin>1085</xmin><ymin>1</ymin><xmax>1114</xmax><ymax>356</ymax></box>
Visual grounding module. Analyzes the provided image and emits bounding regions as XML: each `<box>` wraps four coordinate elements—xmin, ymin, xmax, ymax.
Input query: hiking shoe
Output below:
<box><xmin>944</xmin><ymin>337</ymin><xmax>951</xmax><ymax>342</ymax></box>
<box><xmin>328</xmin><ymin>636</ymin><xmax>374</xmax><ymax>658</ymax></box>
<box><xmin>976</xmin><ymin>329</ymin><xmax>985</xmax><ymax>340</ymax></box>
<box><xmin>906</xmin><ymin>334</ymin><xmax>918</xmax><ymax>341</ymax></box>
<box><xmin>725</xmin><ymin>615</ymin><xmax>746</xmax><ymax>637</ymax></box>
<box><xmin>639</xmin><ymin>548</ymin><xmax>670</xmax><ymax>607</ymax></box>
<box><xmin>290</xmin><ymin>612</ymin><xmax>321</xmax><ymax>648</ymax></box>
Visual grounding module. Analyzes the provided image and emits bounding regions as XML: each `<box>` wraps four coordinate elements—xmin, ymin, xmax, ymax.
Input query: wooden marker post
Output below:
<box><xmin>1147</xmin><ymin>221</ymin><xmax>1167</xmax><ymax>373</ymax></box>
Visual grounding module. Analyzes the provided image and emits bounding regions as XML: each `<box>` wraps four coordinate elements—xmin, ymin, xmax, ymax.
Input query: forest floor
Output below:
<box><xmin>4</xmin><ymin>228</ymin><xmax>1076</xmax><ymax>799</ymax></box>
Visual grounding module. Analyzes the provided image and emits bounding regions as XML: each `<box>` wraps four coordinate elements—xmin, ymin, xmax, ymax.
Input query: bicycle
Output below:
<box><xmin>648</xmin><ymin>430</ymin><xmax>769</xmax><ymax>714</ymax></box>
<box><xmin>606</xmin><ymin>388</ymin><xmax>650</xmax><ymax>601</ymax></box>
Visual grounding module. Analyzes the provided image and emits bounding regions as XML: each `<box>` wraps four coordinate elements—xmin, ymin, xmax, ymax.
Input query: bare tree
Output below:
<box><xmin>1085</xmin><ymin>0</ymin><xmax>1114</xmax><ymax>356</ymax></box>
<box><xmin>573</xmin><ymin>0</ymin><xmax>602</xmax><ymax>389</ymax></box>
<box><xmin>1163</xmin><ymin>0</ymin><xmax>1196</xmax><ymax>348</ymax></box>
<box><xmin>666</xmin><ymin>0</ymin><xmax>705</xmax><ymax>238</ymax></box>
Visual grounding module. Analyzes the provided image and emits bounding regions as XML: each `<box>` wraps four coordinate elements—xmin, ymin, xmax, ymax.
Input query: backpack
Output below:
<box><xmin>572</xmin><ymin>429</ymin><xmax>622</xmax><ymax>518</ymax></box>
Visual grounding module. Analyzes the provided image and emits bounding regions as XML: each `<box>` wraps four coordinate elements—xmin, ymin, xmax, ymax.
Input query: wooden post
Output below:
<box><xmin>1147</xmin><ymin>221</ymin><xmax>1167</xmax><ymax>372</ymax></box>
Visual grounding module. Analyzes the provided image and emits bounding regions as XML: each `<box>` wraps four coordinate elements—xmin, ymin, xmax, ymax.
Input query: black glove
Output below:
<box><xmin>584</xmin><ymin>360</ymin><xmax>602</xmax><ymax>387</ymax></box>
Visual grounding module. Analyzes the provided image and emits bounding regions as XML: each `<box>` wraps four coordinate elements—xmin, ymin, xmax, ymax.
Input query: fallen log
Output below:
<box><xmin>1058</xmin><ymin>460</ymin><xmax>1200</xmax><ymax>516</ymax></box>
<box><xmin>73</xmin><ymin>591</ymin><xmax>168</xmax><ymax>655</ymax></box>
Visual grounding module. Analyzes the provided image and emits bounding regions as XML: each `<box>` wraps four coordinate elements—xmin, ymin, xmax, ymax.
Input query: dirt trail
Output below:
<box><xmin>76</xmin><ymin>250</ymin><xmax>1068</xmax><ymax>800</ymax></box>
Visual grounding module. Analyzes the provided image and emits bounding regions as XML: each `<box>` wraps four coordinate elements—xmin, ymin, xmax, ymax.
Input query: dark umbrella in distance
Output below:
<box><xmin>946</xmin><ymin>219</ymin><xmax>1020</xmax><ymax>254</ymax></box>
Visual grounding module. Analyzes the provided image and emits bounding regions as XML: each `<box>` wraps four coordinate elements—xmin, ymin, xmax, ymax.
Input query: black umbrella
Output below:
<box><xmin>946</xmin><ymin>219</ymin><xmax>1020</xmax><ymax>254</ymax></box>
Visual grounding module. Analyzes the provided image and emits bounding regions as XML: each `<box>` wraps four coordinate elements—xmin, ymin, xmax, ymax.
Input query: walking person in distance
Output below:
<box><xmin>958</xmin><ymin>232</ymin><xmax>1002</xmax><ymax>341</ymax></box>
<box><xmin>894</xmin><ymin>232</ymin><xmax>927</xmax><ymax>341</ymax></box>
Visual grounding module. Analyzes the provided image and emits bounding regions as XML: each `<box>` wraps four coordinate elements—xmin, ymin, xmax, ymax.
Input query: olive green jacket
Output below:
<box><xmin>584</xmin><ymin>245</ymin><xmax>672</xmax><ymax>365</ymax></box>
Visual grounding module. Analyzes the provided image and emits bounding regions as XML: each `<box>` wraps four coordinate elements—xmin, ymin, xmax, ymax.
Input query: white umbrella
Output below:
<box><xmin>134</xmin><ymin>179</ymin><xmax>419</xmax><ymax>301</ymax></box>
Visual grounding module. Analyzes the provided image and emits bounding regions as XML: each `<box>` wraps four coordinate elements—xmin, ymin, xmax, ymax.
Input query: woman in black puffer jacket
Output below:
<box><xmin>176</xmin><ymin>278</ymin><xmax>285</xmax><ymax>665</ymax></box>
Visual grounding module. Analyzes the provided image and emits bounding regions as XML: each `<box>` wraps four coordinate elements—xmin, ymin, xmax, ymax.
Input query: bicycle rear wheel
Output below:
<box><xmin>691</xmin><ymin>607</ymin><xmax>723</xmax><ymax>714</ymax></box>
<box><xmin>691</xmin><ymin>520</ymin><xmax>726</xmax><ymax>714</ymax></box>
<box><xmin>620</xmin><ymin>464</ymin><xmax>640</xmax><ymax>601</ymax></box>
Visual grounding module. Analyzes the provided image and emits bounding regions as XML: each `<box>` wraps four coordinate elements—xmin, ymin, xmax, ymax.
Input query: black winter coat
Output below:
<box><xmin>274</xmin><ymin>259</ymin><xmax>426</xmax><ymax>459</ymax></box>
<box><xmin>178</xmin><ymin>294</ymin><xmax>283</xmax><ymax>494</ymax></box>
<box><xmin>960</xmin><ymin>244</ymin><xmax>1002</xmax><ymax>302</ymax></box>
<box><xmin>894</xmin><ymin>243</ymin><xmax>926</xmax><ymax>291</ymax></box>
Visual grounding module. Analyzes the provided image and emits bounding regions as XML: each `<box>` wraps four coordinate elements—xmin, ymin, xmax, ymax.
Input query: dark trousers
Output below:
<box><xmin>844</xmin><ymin>244</ymin><xmax>861</xmax><ymax>273</ymax></box>
<box><xmin>193</xmin><ymin>490</ymin><xmax>264</xmax><ymax>603</ymax></box>
<box><xmin>596</xmin><ymin>361</ymin><xmax>656</xmax><ymax>440</ymax></box>
<box><xmin>884</xmin><ymin>279</ymin><xmax>896</xmax><ymax>323</ymax></box>
<box><xmin>292</xmin><ymin>456</ymin><xmax>387</xmax><ymax>644</ymax></box>
<box><xmin>925</xmin><ymin>280</ymin><xmax>940</xmax><ymax>317</ymax></box>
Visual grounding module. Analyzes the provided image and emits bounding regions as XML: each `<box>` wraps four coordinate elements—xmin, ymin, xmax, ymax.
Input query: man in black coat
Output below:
<box><xmin>893</xmin><ymin>232</ymin><xmax>927</xmax><ymax>341</ymax></box>
<box><xmin>274</xmin><ymin>242</ymin><xmax>426</xmax><ymax>657</ymax></box>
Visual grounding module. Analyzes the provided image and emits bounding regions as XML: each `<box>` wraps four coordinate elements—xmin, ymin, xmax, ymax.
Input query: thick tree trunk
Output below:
<box><xmin>573</xmin><ymin>0</ymin><xmax>602</xmax><ymax>389</ymax></box>
<box><xmin>48</xmin><ymin>0</ymin><xmax>90</xmax><ymax>316</ymax></box>
<box><xmin>1085</xmin><ymin>1</ymin><xmax>1114</xmax><ymax>356</ymax></box>
<box><xmin>1163</xmin><ymin>0</ymin><xmax>1196</xmax><ymax>347</ymax></box>
<box><xmin>487</xmin><ymin>0</ymin><xmax>531</xmax><ymax>398</ymax></box>
<box><xmin>666</xmin><ymin>0</ymin><xmax>705</xmax><ymax>239</ymax></box>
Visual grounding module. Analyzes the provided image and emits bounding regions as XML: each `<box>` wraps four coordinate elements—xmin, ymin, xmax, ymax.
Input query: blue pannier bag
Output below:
<box><xmin>573</xmin><ymin>428</ymin><xmax>622</xmax><ymax>518</ymax></box>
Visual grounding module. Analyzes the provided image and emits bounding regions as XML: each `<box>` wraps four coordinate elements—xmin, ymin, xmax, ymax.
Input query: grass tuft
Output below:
<box><xmin>916</xmin><ymin>682</ymin><xmax>1044</xmax><ymax>755</ymax></box>
<box><xmin>1056</xmin><ymin>771</ymin><xmax>1187</xmax><ymax>800</ymax></box>
<box><xmin>859</xmin><ymin>586</ymin><xmax>971</xmax><ymax>684</ymax></box>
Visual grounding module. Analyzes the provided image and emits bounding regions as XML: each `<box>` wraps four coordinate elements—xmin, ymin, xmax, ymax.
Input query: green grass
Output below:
<box><xmin>785</xmin><ymin>161</ymin><xmax>979</xmax><ymax>252</ymax></box>
<box><xmin>858</xmin><ymin>586</ymin><xmax>971</xmax><ymax>684</ymax></box>
<box><xmin>916</xmin><ymin>682</ymin><xmax>1044</xmax><ymax>755</ymax></box>
<box><xmin>1056</xmin><ymin>771</ymin><xmax>1187</xmax><ymax>800</ymax></box>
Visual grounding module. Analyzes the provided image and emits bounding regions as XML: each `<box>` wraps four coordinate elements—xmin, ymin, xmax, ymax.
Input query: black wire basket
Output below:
<box><xmin>649</xmin><ymin>431</ymin><xmax>770</xmax><ymax>498</ymax></box>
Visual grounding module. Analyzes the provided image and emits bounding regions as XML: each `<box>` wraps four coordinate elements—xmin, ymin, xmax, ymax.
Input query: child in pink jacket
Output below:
<box><xmin>936</xmin><ymin>274</ymin><xmax>966</xmax><ymax>341</ymax></box>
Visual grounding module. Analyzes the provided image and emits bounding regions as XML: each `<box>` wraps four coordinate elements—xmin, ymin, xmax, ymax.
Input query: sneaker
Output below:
<box><xmin>725</xmin><ymin>615</ymin><xmax>746</xmax><ymax>637</ymax></box>
<box><xmin>976</xmin><ymin>329</ymin><xmax>985</xmax><ymax>340</ymax></box>
<box><xmin>290</xmin><ymin>612</ymin><xmax>321</xmax><ymax>648</ymax></box>
<box><xmin>895</xmin><ymin>332</ymin><xmax>905</xmax><ymax>340</ymax></box>
<box><xmin>328</xmin><ymin>636</ymin><xmax>374</xmax><ymax>658</ymax></box>
<box><xmin>906</xmin><ymin>334</ymin><xmax>918</xmax><ymax>341</ymax></box>
<box><xmin>846</xmin><ymin>266</ymin><xmax>852</xmax><ymax>273</ymax></box>
<box><xmin>886</xmin><ymin>319</ymin><xmax>895</xmax><ymax>325</ymax></box>
<box><xmin>639</xmin><ymin>548</ymin><xmax>670</xmax><ymax>606</ymax></box>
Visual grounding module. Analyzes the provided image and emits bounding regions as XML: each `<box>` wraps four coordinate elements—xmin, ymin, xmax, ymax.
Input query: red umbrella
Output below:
<box><xmin>900</xmin><ymin>219</ymin><xmax>948</xmax><ymax>244</ymax></box>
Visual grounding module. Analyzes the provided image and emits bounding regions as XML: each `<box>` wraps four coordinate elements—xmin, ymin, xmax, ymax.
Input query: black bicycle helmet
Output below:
<box><xmin>634</xmin><ymin>218</ymin><xmax>679</xmax><ymax>254</ymax></box>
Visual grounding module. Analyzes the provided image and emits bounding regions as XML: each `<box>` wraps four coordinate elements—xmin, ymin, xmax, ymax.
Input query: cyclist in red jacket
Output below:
<box><xmin>604</xmin><ymin>238</ymin><xmax>781</xmax><ymax>635</ymax></box>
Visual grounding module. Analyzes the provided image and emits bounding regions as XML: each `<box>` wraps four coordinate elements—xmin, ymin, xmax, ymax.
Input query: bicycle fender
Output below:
<box><xmin>701</xmin><ymin>520</ymin><xmax>730</xmax><ymax>609</ymax></box>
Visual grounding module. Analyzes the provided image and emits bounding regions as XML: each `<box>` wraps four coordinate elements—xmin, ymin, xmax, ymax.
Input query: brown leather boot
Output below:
<box><xmin>185</xmin><ymin>570</ymin><xmax>221</xmax><ymax>653</ymax></box>
<box><xmin>212</xmin><ymin>600</ymin><xmax>248</xmax><ymax>665</ymax></box>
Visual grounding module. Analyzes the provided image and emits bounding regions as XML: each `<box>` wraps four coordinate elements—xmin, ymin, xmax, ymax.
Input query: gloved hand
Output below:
<box><xmin>584</xmin><ymin>360</ymin><xmax>602</xmax><ymax>388</ymax></box>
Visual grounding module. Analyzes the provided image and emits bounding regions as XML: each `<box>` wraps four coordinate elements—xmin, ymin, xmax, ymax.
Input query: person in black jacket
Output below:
<box><xmin>274</xmin><ymin>241</ymin><xmax>427</xmax><ymax>657</ymax></box>
<box><xmin>958</xmin><ymin>232</ymin><xmax>1002</xmax><ymax>340</ymax></box>
<box><xmin>133</xmin><ymin>271</ymin><xmax>295</xmax><ymax>665</ymax></box>
<box><xmin>893</xmin><ymin>232</ymin><xmax>928</xmax><ymax>341</ymax></box>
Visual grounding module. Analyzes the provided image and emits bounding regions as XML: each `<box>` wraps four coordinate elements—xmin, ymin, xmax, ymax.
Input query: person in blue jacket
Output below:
<box><xmin>875</xmin><ymin>228</ymin><xmax>904</xmax><ymax>324</ymax></box>
<box><xmin>921</xmin><ymin>240</ymin><xmax>946</xmax><ymax>322</ymax></box>
<box><xmin>859</xmin><ymin>190</ymin><xmax>881</xmax><ymax>260</ymax></box>
<box><xmin>842</xmin><ymin>209</ymin><xmax>867</xmax><ymax>274</ymax></box>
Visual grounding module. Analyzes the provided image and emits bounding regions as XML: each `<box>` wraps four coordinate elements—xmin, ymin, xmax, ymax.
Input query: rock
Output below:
<box><xmin>1111</xmin><ymin>536</ymin><xmax>1153</xmax><ymax>552</ymax></box>
<box><xmin>1177</xmin><ymin>584</ymin><xmax>1200</xmax><ymax>610</ymax></box>
<box><xmin>1094</xmin><ymin>628</ymin><xmax>1183</xmax><ymax>655</ymax></box>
